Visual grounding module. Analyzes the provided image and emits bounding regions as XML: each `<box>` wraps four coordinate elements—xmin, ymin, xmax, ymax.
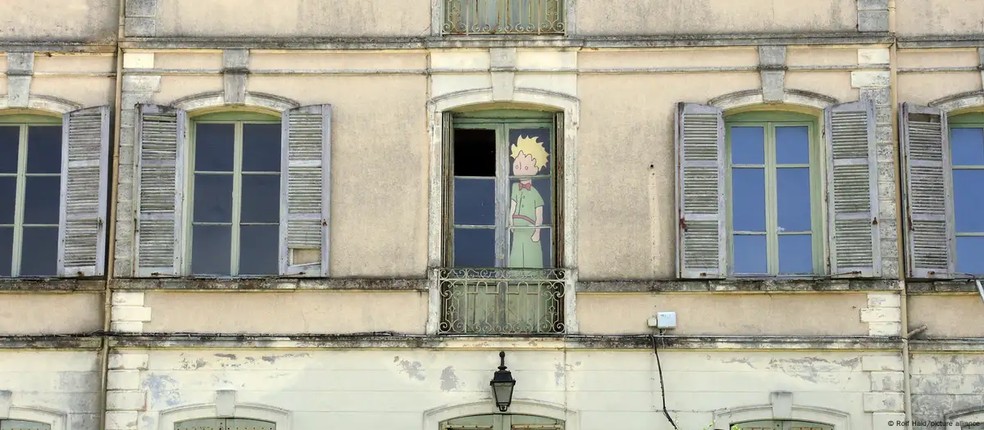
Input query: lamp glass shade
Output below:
<box><xmin>491</xmin><ymin>380</ymin><xmax>515</xmax><ymax>412</ymax></box>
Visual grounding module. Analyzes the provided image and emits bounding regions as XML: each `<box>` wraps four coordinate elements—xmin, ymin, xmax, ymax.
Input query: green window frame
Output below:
<box><xmin>174</xmin><ymin>418</ymin><xmax>275</xmax><ymax>430</ymax></box>
<box><xmin>0</xmin><ymin>114</ymin><xmax>63</xmax><ymax>277</ymax></box>
<box><xmin>725</xmin><ymin>111</ymin><xmax>825</xmax><ymax>276</ymax></box>
<box><xmin>441</xmin><ymin>414</ymin><xmax>564</xmax><ymax>430</ymax></box>
<box><xmin>733</xmin><ymin>420</ymin><xmax>833</xmax><ymax>430</ymax></box>
<box><xmin>185</xmin><ymin>111</ymin><xmax>281</xmax><ymax>276</ymax></box>
<box><xmin>946</xmin><ymin>112</ymin><xmax>984</xmax><ymax>275</ymax></box>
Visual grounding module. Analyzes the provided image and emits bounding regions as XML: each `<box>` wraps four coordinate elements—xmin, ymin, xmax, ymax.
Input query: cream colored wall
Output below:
<box><xmin>143</xmin><ymin>291</ymin><xmax>428</xmax><ymax>334</ymax></box>
<box><xmin>897</xmin><ymin>49</ymin><xmax>982</xmax><ymax>105</ymax></box>
<box><xmin>578</xmin><ymin>293</ymin><xmax>869</xmax><ymax>335</ymax></box>
<box><xmin>908</xmin><ymin>295</ymin><xmax>984</xmax><ymax>338</ymax></box>
<box><xmin>576</xmin><ymin>0</ymin><xmax>857</xmax><ymax>35</ymax></box>
<box><xmin>155</xmin><ymin>0</ymin><xmax>430</xmax><ymax>38</ymax></box>
<box><xmin>910</xmin><ymin>353</ymin><xmax>984</xmax><ymax>423</ymax></box>
<box><xmin>897</xmin><ymin>0</ymin><xmax>984</xmax><ymax>36</ymax></box>
<box><xmin>0</xmin><ymin>0</ymin><xmax>118</xmax><ymax>42</ymax></box>
<box><xmin>0</xmin><ymin>351</ymin><xmax>100</xmax><ymax>430</ymax></box>
<box><xmin>0</xmin><ymin>293</ymin><xmax>102</xmax><ymax>335</ymax></box>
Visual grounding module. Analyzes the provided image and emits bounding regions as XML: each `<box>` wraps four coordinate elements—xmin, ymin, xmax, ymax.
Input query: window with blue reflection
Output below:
<box><xmin>728</xmin><ymin>119</ymin><xmax>818</xmax><ymax>276</ymax></box>
<box><xmin>951</xmin><ymin>125</ymin><xmax>984</xmax><ymax>274</ymax></box>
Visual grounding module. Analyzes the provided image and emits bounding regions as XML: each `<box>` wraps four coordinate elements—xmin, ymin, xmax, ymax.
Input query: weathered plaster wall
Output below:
<box><xmin>897</xmin><ymin>49</ymin><xmax>982</xmax><ymax>105</ymax></box>
<box><xmin>142</xmin><ymin>291</ymin><xmax>428</xmax><ymax>334</ymax></box>
<box><xmin>0</xmin><ymin>351</ymin><xmax>101</xmax><ymax>430</ymax></box>
<box><xmin>911</xmin><ymin>354</ymin><xmax>984</xmax><ymax>424</ymax></box>
<box><xmin>896</xmin><ymin>0</ymin><xmax>984</xmax><ymax>36</ymax></box>
<box><xmin>0</xmin><ymin>293</ymin><xmax>103</xmax><ymax>335</ymax></box>
<box><xmin>908</xmin><ymin>295</ymin><xmax>984</xmax><ymax>338</ymax></box>
<box><xmin>575</xmin><ymin>0</ymin><xmax>857</xmax><ymax>36</ymax></box>
<box><xmin>152</xmin><ymin>0</ymin><xmax>431</xmax><ymax>38</ymax></box>
<box><xmin>577</xmin><ymin>293</ymin><xmax>869</xmax><ymax>335</ymax></box>
<box><xmin>0</xmin><ymin>0</ymin><xmax>118</xmax><ymax>42</ymax></box>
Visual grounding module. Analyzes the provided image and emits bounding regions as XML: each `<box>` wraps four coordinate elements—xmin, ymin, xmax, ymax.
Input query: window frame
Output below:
<box><xmin>443</xmin><ymin>109</ymin><xmax>561</xmax><ymax>269</ymax></box>
<box><xmin>946</xmin><ymin>112</ymin><xmax>984</xmax><ymax>276</ymax></box>
<box><xmin>724</xmin><ymin>111</ymin><xmax>826</xmax><ymax>277</ymax></box>
<box><xmin>440</xmin><ymin>0</ymin><xmax>567</xmax><ymax>36</ymax></box>
<box><xmin>0</xmin><ymin>113</ymin><xmax>63</xmax><ymax>278</ymax></box>
<box><xmin>183</xmin><ymin>111</ymin><xmax>282</xmax><ymax>277</ymax></box>
<box><xmin>732</xmin><ymin>420</ymin><xmax>834</xmax><ymax>430</ymax></box>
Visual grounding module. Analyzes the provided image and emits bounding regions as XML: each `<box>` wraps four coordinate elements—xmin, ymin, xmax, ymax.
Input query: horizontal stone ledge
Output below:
<box><xmin>898</xmin><ymin>35</ymin><xmax>984</xmax><ymax>49</ymax></box>
<box><xmin>909</xmin><ymin>338</ymin><xmax>984</xmax><ymax>352</ymax></box>
<box><xmin>0</xmin><ymin>335</ymin><xmax>102</xmax><ymax>349</ymax></box>
<box><xmin>0</xmin><ymin>41</ymin><xmax>118</xmax><ymax>53</ymax></box>
<box><xmin>578</xmin><ymin>278</ymin><xmax>900</xmax><ymax>293</ymax></box>
<box><xmin>108</xmin><ymin>333</ymin><xmax>903</xmax><ymax>350</ymax></box>
<box><xmin>0</xmin><ymin>278</ymin><xmax>106</xmax><ymax>292</ymax></box>
<box><xmin>111</xmin><ymin>277</ymin><xmax>429</xmax><ymax>291</ymax></box>
<box><xmin>906</xmin><ymin>280</ymin><xmax>983</xmax><ymax>294</ymax></box>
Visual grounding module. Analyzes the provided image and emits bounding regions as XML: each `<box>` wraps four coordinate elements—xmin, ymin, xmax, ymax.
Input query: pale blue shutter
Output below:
<box><xmin>135</xmin><ymin>104</ymin><xmax>186</xmax><ymax>277</ymax></box>
<box><xmin>900</xmin><ymin>103</ymin><xmax>954</xmax><ymax>278</ymax></box>
<box><xmin>58</xmin><ymin>106</ymin><xmax>110</xmax><ymax>276</ymax></box>
<box><xmin>280</xmin><ymin>105</ymin><xmax>331</xmax><ymax>276</ymax></box>
<box><xmin>675</xmin><ymin>103</ymin><xmax>726</xmax><ymax>278</ymax></box>
<box><xmin>824</xmin><ymin>100</ymin><xmax>880</xmax><ymax>277</ymax></box>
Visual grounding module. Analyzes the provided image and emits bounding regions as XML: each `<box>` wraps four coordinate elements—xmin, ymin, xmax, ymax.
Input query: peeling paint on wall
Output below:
<box><xmin>394</xmin><ymin>356</ymin><xmax>425</xmax><ymax>381</ymax></box>
<box><xmin>440</xmin><ymin>366</ymin><xmax>460</xmax><ymax>391</ymax></box>
<box><xmin>143</xmin><ymin>374</ymin><xmax>181</xmax><ymax>407</ymax></box>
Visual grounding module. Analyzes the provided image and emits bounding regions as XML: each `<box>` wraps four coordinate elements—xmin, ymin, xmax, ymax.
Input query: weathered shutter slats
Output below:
<box><xmin>825</xmin><ymin>100</ymin><xmax>880</xmax><ymax>277</ymax></box>
<box><xmin>280</xmin><ymin>104</ymin><xmax>331</xmax><ymax>276</ymax></box>
<box><xmin>57</xmin><ymin>106</ymin><xmax>110</xmax><ymax>276</ymax></box>
<box><xmin>901</xmin><ymin>103</ymin><xmax>953</xmax><ymax>278</ymax></box>
<box><xmin>135</xmin><ymin>104</ymin><xmax>185</xmax><ymax>276</ymax></box>
<box><xmin>675</xmin><ymin>103</ymin><xmax>726</xmax><ymax>278</ymax></box>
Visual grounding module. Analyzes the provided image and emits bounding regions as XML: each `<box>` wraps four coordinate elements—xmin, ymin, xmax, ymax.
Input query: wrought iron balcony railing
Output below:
<box><xmin>443</xmin><ymin>0</ymin><xmax>566</xmax><ymax>35</ymax></box>
<box><xmin>439</xmin><ymin>268</ymin><xmax>566</xmax><ymax>334</ymax></box>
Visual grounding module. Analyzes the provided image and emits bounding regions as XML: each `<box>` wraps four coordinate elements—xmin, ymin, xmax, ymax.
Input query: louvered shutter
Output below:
<box><xmin>135</xmin><ymin>104</ymin><xmax>185</xmax><ymax>277</ymax></box>
<box><xmin>825</xmin><ymin>100</ymin><xmax>880</xmax><ymax>277</ymax></box>
<box><xmin>901</xmin><ymin>103</ymin><xmax>953</xmax><ymax>278</ymax></box>
<box><xmin>225</xmin><ymin>419</ymin><xmax>276</xmax><ymax>430</ymax></box>
<box><xmin>57</xmin><ymin>106</ymin><xmax>110</xmax><ymax>276</ymax></box>
<box><xmin>280</xmin><ymin>105</ymin><xmax>331</xmax><ymax>276</ymax></box>
<box><xmin>675</xmin><ymin>103</ymin><xmax>726</xmax><ymax>278</ymax></box>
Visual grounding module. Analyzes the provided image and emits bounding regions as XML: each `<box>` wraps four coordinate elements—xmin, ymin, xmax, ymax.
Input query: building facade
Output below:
<box><xmin>1</xmin><ymin>0</ymin><xmax>984</xmax><ymax>429</ymax></box>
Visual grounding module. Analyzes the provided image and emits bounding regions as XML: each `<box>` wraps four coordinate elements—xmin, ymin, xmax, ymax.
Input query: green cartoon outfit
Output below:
<box><xmin>509</xmin><ymin>181</ymin><xmax>544</xmax><ymax>268</ymax></box>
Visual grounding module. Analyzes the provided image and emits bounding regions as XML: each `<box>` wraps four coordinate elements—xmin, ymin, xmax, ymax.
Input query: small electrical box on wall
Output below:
<box><xmin>647</xmin><ymin>312</ymin><xmax>677</xmax><ymax>329</ymax></box>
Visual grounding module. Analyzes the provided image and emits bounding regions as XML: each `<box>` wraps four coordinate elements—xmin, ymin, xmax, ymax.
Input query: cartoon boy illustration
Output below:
<box><xmin>508</xmin><ymin>135</ymin><xmax>549</xmax><ymax>268</ymax></box>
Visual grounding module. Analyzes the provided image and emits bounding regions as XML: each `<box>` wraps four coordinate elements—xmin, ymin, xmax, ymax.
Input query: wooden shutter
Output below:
<box><xmin>224</xmin><ymin>419</ymin><xmax>275</xmax><ymax>430</ymax></box>
<box><xmin>0</xmin><ymin>421</ymin><xmax>52</xmax><ymax>430</ymax></box>
<box><xmin>675</xmin><ymin>103</ymin><xmax>726</xmax><ymax>278</ymax></box>
<box><xmin>135</xmin><ymin>104</ymin><xmax>185</xmax><ymax>277</ymax></box>
<box><xmin>174</xmin><ymin>418</ymin><xmax>222</xmax><ymax>430</ymax></box>
<box><xmin>57</xmin><ymin>106</ymin><xmax>110</xmax><ymax>276</ymax></box>
<box><xmin>280</xmin><ymin>104</ymin><xmax>331</xmax><ymax>276</ymax></box>
<box><xmin>825</xmin><ymin>100</ymin><xmax>880</xmax><ymax>277</ymax></box>
<box><xmin>901</xmin><ymin>103</ymin><xmax>954</xmax><ymax>278</ymax></box>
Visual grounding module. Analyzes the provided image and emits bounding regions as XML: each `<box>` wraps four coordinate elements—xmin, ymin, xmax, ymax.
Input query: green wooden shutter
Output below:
<box><xmin>824</xmin><ymin>100</ymin><xmax>880</xmax><ymax>277</ymax></box>
<box><xmin>174</xmin><ymin>418</ymin><xmax>222</xmax><ymax>430</ymax></box>
<box><xmin>280</xmin><ymin>104</ymin><xmax>331</xmax><ymax>276</ymax></box>
<box><xmin>0</xmin><ymin>421</ymin><xmax>51</xmax><ymax>430</ymax></box>
<box><xmin>675</xmin><ymin>102</ymin><xmax>726</xmax><ymax>278</ymax></box>
<box><xmin>900</xmin><ymin>103</ymin><xmax>954</xmax><ymax>278</ymax></box>
<box><xmin>224</xmin><ymin>418</ymin><xmax>276</xmax><ymax>430</ymax></box>
<box><xmin>58</xmin><ymin>106</ymin><xmax>110</xmax><ymax>276</ymax></box>
<box><xmin>135</xmin><ymin>104</ymin><xmax>185</xmax><ymax>277</ymax></box>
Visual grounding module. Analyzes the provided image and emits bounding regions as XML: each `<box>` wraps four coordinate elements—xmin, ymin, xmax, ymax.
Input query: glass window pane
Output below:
<box><xmin>20</xmin><ymin>226</ymin><xmax>58</xmax><ymax>276</ymax></box>
<box><xmin>195</xmin><ymin>123</ymin><xmax>234</xmax><ymax>172</ymax></box>
<box><xmin>192</xmin><ymin>224</ymin><xmax>231</xmax><ymax>275</ymax></box>
<box><xmin>0</xmin><ymin>227</ymin><xmax>11</xmax><ymax>276</ymax></box>
<box><xmin>240</xmin><ymin>174</ymin><xmax>280</xmax><ymax>223</ymax></box>
<box><xmin>953</xmin><ymin>170</ymin><xmax>984</xmax><ymax>233</ymax></box>
<box><xmin>453</xmin><ymin>228</ymin><xmax>495</xmax><ymax>267</ymax></box>
<box><xmin>26</xmin><ymin>126</ymin><xmax>62</xmax><ymax>174</ymax></box>
<box><xmin>730</xmin><ymin>126</ymin><xmax>764</xmax><ymax>165</ymax></box>
<box><xmin>0</xmin><ymin>177</ymin><xmax>15</xmax><ymax>224</ymax></box>
<box><xmin>776</xmin><ymin>126</ymin><xmax>810</xmax><ymax>164</ymax></box>
<box><xmin>453</xmin><ymin>128</ymin><xmax>496</xmax><ymax>177</ymax></box>
<box><xmin>777</xmin><ymin>167</ymin><xmax>812</xmax><ymax>232</ymax></box>
<box><xmin>0</xmin><ymin>126</ymin><xmax>20</xmax><ymax>173</ymax></box>
<box><xmin>243</xmin><ymin>123</ymin><xmax>281</xmax><ymax>172</ymax></box>
<box><xmin>23</xmin><ymin>176</ymin><xmax>61</xmax><ymax>225</ymax></box>
<box><xmin>454</xmin><ymin>178</ymin><xmax>495</xmax><ymax>226</ymax></box>
<box><xmin>193</xmin><ymin>174</ymin><xmax>233</xmax><ymax>223</ymax></box>
<box><xmin>951</xmin><ymin>128</ymin><xmax>984</xmax><ymax>166</ymax></box>
<box><xmin>531</xmin><ymin>177</ymin><xmax>552</xmax><ymax>224</ymax></box>
<box><xmin>239</xmin><ymin>225</ymin><xmax>279</xmax><ymax>275</ymax></box>
<box><xmin>779</xmin><ymin>234</ymin><xmax>813</xmax><ymax>274</ymax></box>
<box><xmin>956</xmin><ymin>236</ymin><xmax>984</xmax><ymax>275</ymax></box>
<box><xmin>732</xmin><ymin>168</ymin><xmax>766</xmax><ymax>231</ymax></box>
<box><xmin>508</xmin><ymin>128</ymin><xmax>552</xmax><ymax>176</ymax></box>
<box><xmin>733</xmin><ymin>234</ymin><xmax>767</xmax><ymax>274</ymax></box>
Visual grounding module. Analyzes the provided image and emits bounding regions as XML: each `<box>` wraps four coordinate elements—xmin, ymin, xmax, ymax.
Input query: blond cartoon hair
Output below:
<box><xmin>510</xmin><ymin>135</ymin><xmax>549</xmax><ymax>171</ymax></box>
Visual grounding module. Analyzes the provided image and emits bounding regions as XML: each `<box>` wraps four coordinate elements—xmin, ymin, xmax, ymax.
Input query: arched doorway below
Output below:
<box><xmin>441</xmin><ymin>414</ymin><xmax>563</xmax><ymax>430</ymax></box>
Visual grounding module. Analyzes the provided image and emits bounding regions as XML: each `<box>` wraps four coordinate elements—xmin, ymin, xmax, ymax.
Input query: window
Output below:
<box><xmin>732</xmin><ymin>420</ymin><xmax>832</xmax><ymax>430</ymax></box>
<box><xmin>443</xmin><ymin>0</ymin><xmax>565</xmax><ymax>35</ymax></box>
<box><xmin>948</xmin><ymin>114</ymin><xmax>984</xmax><ymax>275</ymax></box>
<box><xmin>0</xmin><ymin>420</ymin><xmax>51</xmax><ymax>430</ymax></box>
<box><xmin>726</xmin><ymin>112</ymin><xmax>823</xmax><ymax>276</ymax></box>
<box><xmin>442</xmin><ymin>414</ymin><xmax>563</xmax><ymax>430</ymax></box>
<box><xmin>187</xmin><ymin>113</ymin><xmax>281</xmax><ymax>276</ymax></box>
<box><xmin>175</xmin><ymin>418</ymin><xmax>274</xmax><ymax>430</ymax></box>
<box><xmin>0</xmin><ymin>116</ymin><xmax>62</xmax><ymax>277</ymax></box>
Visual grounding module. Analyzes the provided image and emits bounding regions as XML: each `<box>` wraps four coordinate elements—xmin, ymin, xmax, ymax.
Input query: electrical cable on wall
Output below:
<box><xmin>650</xmin><ymin>333</ymin><xmax>678</xmax><ymax>430</ymax></box>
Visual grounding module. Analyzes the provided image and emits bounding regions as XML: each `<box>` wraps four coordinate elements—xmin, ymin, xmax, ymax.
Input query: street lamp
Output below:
<box><xmin>489</xmin><ymin>351</ymin><xmax>516</xmax><ymax>412</ymax></box>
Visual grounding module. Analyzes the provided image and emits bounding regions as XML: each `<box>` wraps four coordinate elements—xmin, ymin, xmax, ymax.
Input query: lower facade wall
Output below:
<box><xmin>911</xmin><ymin>353</ymin><xmax>984</xmax><ymax>426</ymax></box>
<box><xmin>0</xmin><ymin>350</ymin><xmax>101</xmax><ymax>430</ymax></box>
